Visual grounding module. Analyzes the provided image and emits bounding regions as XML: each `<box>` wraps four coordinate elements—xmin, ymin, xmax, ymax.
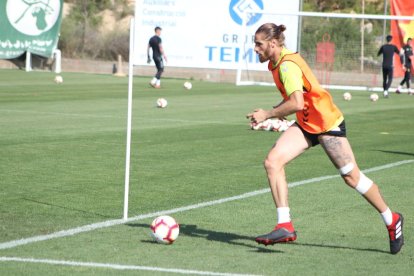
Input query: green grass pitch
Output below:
<box><xmin>0</xmin><ymin>69</ymin><xmax>413</xmax><ymax>275</ymax></box>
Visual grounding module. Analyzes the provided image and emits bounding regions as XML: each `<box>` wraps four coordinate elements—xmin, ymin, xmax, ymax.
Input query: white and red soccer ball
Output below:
<box><xmin>150</xmin><ymin>215</ymin><xmax>179</xmax><ymax>244</ymax></box>
<box><xmin>343</xmin><ymin>92</ymin><xmax>352</xmax><ymax>101</ymax></box>
<box><xmin>370</xmin><ymin>93</ymin><xmax>379</xmax><ymax>102</ymax></box>
<box><xmin>183</xmin><ymin>81</ymin><xmax>192</xmax><ymax>90</ymax></box>
<box><xmin>156</xmin><ymin>98</ymin><xmax>168</xmax><ymax>108</ymax></box>
<box><xmin>54</xmin><ymin>75</ymin><xmax>63</xmax><ymax>84</ymax></box>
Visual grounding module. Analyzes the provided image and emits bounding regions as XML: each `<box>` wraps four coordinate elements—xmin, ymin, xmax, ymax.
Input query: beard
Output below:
<box><xmin>258</xmin><ymin>54</ymin><xmax>268</xmax><ymax>63</ymax></box>
<box><xmin>257</xmin><ymin>48</ymin><xmax>272</xmax><ymax>63</ymax></box>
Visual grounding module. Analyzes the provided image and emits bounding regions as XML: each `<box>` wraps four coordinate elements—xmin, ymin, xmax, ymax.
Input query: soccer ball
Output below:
<box><xmin>54</xmin><ymin>75</ymin><xmax>63</xmax><ymax>84</ymax></box>
<box><xmin>156</xmin><ymin>98</ymin><xmax>168</xmax><ymax>108</ymax></box>
<box><xmin>370</xmin><ymin>93</ymin><xmax>379</xmax><ymax>102</ymax></box>
<box><xmin>150</xmin><ymin>215</ymin><xmax>179</xmax><ymax>244</ymax></box>
<box><xmin>343</xmin><ymin>92</ymin><xmax>352</xmax><ymax>101</ymax></box>
<box><xmin>183</xmin><ymin>81</ymin><xmax>192</xmax><ymax>90</ymax></box>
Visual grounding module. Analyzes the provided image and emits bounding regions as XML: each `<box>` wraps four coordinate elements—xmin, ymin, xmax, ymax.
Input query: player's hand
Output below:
<box><xmin>403</xmin><ymin>66</ymin><xmax>407</xmax><ymax>72</ymax></box>
<box><xmin>246</xmin><ymin>109</ymin><xmax>268</xmax><ymax>123</ymax></box>
<box><xmin>147</xmin><ymin>56</ymin><xmax>151</xmax><ymax>64</ymax></box>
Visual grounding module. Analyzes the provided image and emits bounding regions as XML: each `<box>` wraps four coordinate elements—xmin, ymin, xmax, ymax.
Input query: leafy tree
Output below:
<box><xmin>59</xmin><ymin>0</ymin><xmax>132</xmax><ymax>59</ymax></box>
<box><xmin>301</xmin><ymin>0</ymin><xmax>386</xmax><ymax>72</ymax></box>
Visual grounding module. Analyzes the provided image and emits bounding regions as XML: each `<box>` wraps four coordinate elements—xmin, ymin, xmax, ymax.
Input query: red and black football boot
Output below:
<box><xmin>255</xmin><ymin>222</ymin><xmax>297</xmax><ymax>246</ymax></box>
<box><xmin>387</xmin><ymin>212</ymin><xmax>404</xmax><ymax>254</ymax></box>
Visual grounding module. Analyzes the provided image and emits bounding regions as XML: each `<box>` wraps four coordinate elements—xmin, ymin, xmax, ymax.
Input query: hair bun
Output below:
<box><xmin>278</xmin><ymin>25</ymin><xmax>286</xmax><ymax>32</ymax></box>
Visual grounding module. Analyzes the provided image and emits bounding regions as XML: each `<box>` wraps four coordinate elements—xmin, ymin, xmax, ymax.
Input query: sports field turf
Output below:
<box><xmin>0</xmin><ymin>69</ymin><xmax>413</xmax><ymax>275</ymax></box>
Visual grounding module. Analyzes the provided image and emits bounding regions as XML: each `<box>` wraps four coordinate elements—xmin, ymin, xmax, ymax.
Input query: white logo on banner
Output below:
<box><xmin>6</xmin><ymin>0</ymin><xmax>61</xmax><ymax>36</ymax></box>
<box><xmin>229</xmin><ymin>0</ymin><xmax>264</xmax><ymax>26</ymax></box>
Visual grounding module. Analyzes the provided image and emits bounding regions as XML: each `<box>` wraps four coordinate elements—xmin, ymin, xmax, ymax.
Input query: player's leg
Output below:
<box><xmin>318</xmin><ymin>134</ymin><xmax>404</xmax><ymax>254</ymax></box>
<box><xmin>397</xmin><ymin>74</ymin><xmax>406</xmax><ymax>93</ymax></box>
<box><xmin>318</xmin><ymin>134</ymin><xmax>385</xmax><ymax>207</ymax></box>
<box><xmin>155</xmin><ymin>57</ymin><xmax>164</xmax><ymax>86</ymax></box>
<box><xmin>264</xmin><ymin>125</ymin><xmax>310</xmax><ymax>207</ymax></box>
<box><xmin>384</xmin><ymin>68</ymin><xmax>393</xmax><ymax>97</ymax></box>
<box><xmin>382</xmin><ymin>67</ymin><xmax>387</xmax><ymax>93</ymax></box>
<box><xmin>150</xmin><ymin>56</ymin><xmax>158</xmax><ymax>86</ymax></box>
<box><xmin>403</xmin><ymin>71</ymin><xmax>409</xmax><ymax>89</ymax></box>
<box><xmin>407</xmin><ymin>69</ymin><xmax>412</xmax><ymax>95</ymax></box>
<box><xmin>151</xmin><ymin>57</ymin><xmax>163</xmax><ymax>88</ymax></box>
<box><xmin>255</xmin><ymin>124</ymin><xmax>311</xmax><ymax>245</ymax></box>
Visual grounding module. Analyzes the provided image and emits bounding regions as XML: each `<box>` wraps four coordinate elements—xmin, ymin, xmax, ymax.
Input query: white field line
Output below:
<box><xmin>0</xmin><ymin>257</ymin><xmax>261</xmax><ymax>276</ymax></box>
<box><xmin>0</xmin><ymin>159</ymin><xmax>412</xmax><ymax>251</ymax></box>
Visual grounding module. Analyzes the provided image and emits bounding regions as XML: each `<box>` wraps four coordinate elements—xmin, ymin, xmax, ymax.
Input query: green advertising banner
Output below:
<box><xmin>0</xmin><ymin>0</ymin><xmax>63</xmax><ymax>59</ymax></box>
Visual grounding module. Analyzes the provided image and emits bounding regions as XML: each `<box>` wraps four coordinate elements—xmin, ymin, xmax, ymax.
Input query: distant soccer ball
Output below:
<box><xmin>370</xmin><ymin>93</ymin><xmax>379</xmax><ymax>102</ymax></box>
<box><xmin>150</xmin><ymin>215</ymin><xmax>179</xmax><ymax>244</ymax></box>
<box><xmin>183</xmin><ymin>81</ymin><xmax>192</xmax><ymax>90</ymax></box>
<box><xmin>156</xmin><ymin>98</ymin><xmax>168</xmax><ymax>108</ymax></box>
<box><xmin>343</xmin><ymin>92</ymin><xmax>352</xmax><ymax>101</ymax></box>
<box><xmin>54</xmin><ymin>75</ymin><xmax>63</xmax><ymax>84</ymax></box>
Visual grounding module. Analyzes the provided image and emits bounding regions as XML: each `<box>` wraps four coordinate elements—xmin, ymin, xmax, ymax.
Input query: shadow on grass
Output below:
<box><xmin>128</xmin><ymin>223</ymin><xmax>390</xmax><ymax>254</ymax></box>
<box><xmin>376</xmin><ymin>150</ymin><xmax>414</xmax><ymax>157</ymax></box>
<box><xmin>291</xmin><ymin>241</ymin><xmax>389</xmax><ymax>254</ymax></box>
<box><xmin>21</xmin><ymin>197</ymin><xmax>113</xmax><ymax>218</ymax></box>
<box><xmin>127</xmin><ymin>223</ymin><xmax>281</xmax><ymax>253</ymax></box>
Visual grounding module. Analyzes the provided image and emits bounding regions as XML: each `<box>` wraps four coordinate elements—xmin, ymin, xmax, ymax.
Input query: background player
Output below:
<box><xmin>396</xmin><ymin>37</ymin><xmax>413</xmax><ymax>95</ymax></box>
<box><xmin>377</xmin><ymin>35</ymin><xmax>399</xmax><ymax>98</ymax></box>
<box><xmin>147</xmin><ymin>26</ymin><xmax>167</xmax><ymax>88</ymax></box>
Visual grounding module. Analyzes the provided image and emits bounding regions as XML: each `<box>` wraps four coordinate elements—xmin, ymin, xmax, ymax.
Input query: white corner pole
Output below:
<box><xmin>54</xmin><ymin>49</ymin><xmax>62</xmax><ymax>73</ymax></box>
<box><xmin>236</xmin><ymin>12</ymin><xmax>248</xmax><ymax>86</ymax></box>
<box><xmin>25</xmin><ymin>51</ymin><xmax>32</xmax><ymax>72</ymax></box>
<box><xmin>123</xmin><ymin>17</ymin><xmax>135</xmax><ymax>221</ymax></box>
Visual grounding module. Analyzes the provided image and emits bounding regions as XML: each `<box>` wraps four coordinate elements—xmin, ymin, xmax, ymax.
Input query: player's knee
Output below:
<box><xmin>354</xmin><ymin>172</ymin><xmax>373</xmax><ymax>195</ymax></box>
<box><xmin>263</xmin><ymin>158</ymin><xmax>273</xmax><ymax>171</ymax></box>
<box><xmin>263</xmin><ymin>156</ymin><xmax>283</xmax><ymax>172</ymax></box>
<box><xmin>339</xmin><ymin>163</ymin><xmax>358</xmax><ymax>187</ymax></box>
<box><xmin>339</xmin><ymin>163</ymin><xmax>354</xmax><ymax>176</ymax></box>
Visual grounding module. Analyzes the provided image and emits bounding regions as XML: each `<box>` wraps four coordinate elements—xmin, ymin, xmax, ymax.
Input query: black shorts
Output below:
<box><xmin>154</xmin><ymin>56</ymin><xmax>164</xmax><ymax>71</ymax></box>
<box><xmin>295</xmin><ymin>120</ymin><xmax>347</xmax><ymax>147</ymax></box>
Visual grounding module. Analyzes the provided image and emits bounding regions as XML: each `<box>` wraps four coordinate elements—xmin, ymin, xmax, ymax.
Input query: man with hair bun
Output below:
<box><xmin>247</xmin><ymin>23</ymin><xmax>404</xmax><ymax>254</ymax></box>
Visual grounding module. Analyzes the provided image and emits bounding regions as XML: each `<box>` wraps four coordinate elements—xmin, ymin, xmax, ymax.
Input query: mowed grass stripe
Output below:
<box><xmin>1</xmin><ymin>159</ymin><xmax>411</xmax><ymax>251</ymax></box>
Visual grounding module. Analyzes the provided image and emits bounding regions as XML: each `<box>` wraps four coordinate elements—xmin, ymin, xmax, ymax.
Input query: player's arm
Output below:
<box><xmin>247</xmin><ymin>61</ymin><xmax>304</xmax><ymax>123</ymax></box>
<box><xmin>394</xmin><ymin>46</ymin><xmax>399</xmax><ymax>55</ymax></box>
<box><xmin>247</xmin><ymin>92</ymin><xmax>303</xmax><ymax>123</ymax></box>
<box><xmin>377</xmin><ymin>46</ymin><xmax>383</xmax><ymax>56</ymax></box>
<box><xmin>400</xmin><ymin>48</ymin><xmax>406</xmax><ymax>69</ymax></box>
<box><xmin>147</xmin><ymin>44</ymin><xmax>151</xmax><ymax>63</ymax></box>
<box><xmin>159</xmin><ymin>44</ymin><xmax>167</xmax><ymax>62</ymax></box>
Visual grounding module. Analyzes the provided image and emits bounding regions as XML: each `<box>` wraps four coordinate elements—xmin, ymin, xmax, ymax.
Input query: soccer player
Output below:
<box><xmin>396</xmin><ymin>37</ymin><xmax>413</xmax><ymax>95</ymax></box>
<box><xmin>377</xmin><ymin>35</ymin><xmax>399</xmax><ymax>98</ymax></box>
<box><xmin>246</xmin><ymin>23</ymin><xmax>404</xmax><ymax>254</ymax></box>
<box><xmin>147</xmin><ymin>26</ymin><xmax>167</xmax><ymax>88</ymax></box>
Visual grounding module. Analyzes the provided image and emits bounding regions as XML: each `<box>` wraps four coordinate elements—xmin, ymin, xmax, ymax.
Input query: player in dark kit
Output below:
<box><xmin>396</xmin><ymin>37</ymin><xmax>413</xmax><ymax>95</ymax></box>
<box><xmin>147</xmin><ymin>26</ymin><xmax>168</xmax><ymax>88</ymax></box>
<box><xmin>377</xmin><ymin>35</ymin><xmax>399</xmax><ymax>98</ymax></box>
